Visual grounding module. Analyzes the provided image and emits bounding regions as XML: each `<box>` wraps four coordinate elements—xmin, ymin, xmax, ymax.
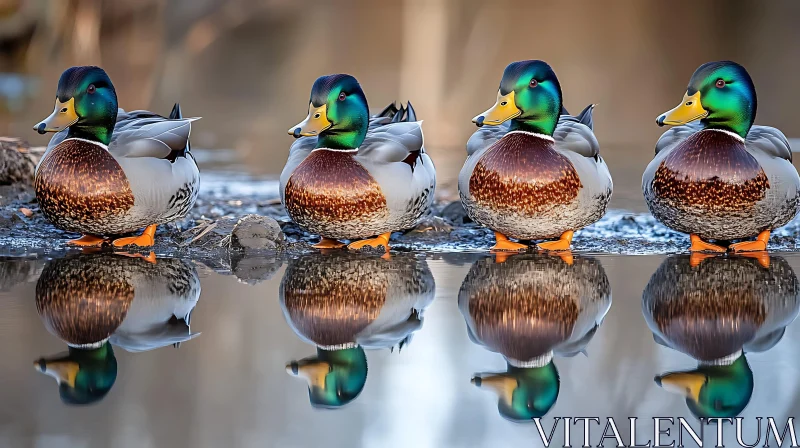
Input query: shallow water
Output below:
<box><xmin>0</xmin><ymin>251</ymin><xmax>798</xmax><ymax>447</ymax></box>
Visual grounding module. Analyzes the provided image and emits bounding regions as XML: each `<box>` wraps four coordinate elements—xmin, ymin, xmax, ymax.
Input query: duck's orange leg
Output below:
<box><xmin>537</xmin><ymin>230</ymin><xmax>574</xmax><ymax>252</ymax></box>
<box><xmin>689</xmin><ymin>234</ymin><xmax>725</xmax><ymax>253</ymax></box>
<box><xmin>112</xmin><ymin>224</ymin><xmax>157</xmax><ymax>247</ymax></box>
<box><xmin>738</xmin><ymin>251</ymin><xmax>771</xmax><ymax>269</ymax></box>
<box><xmin>67</xmin><ymin>234</ymin><xmax>108</xmax><ymax>247</ymax></box>
<box><xmin>689</xmin><ymin>252</ymin><xmax>720</xmax><ymax>268</ymax></box>
<box><xmin>729</xmin><ymin>230</ymin><xmax>770</xmax><ymax>253</ymax></box>
<box><xmin>491</xmin><ymin>232</ymin><xmax>528</xmax><ymax>252</ymax></box>
<box><xmin>312</xmin><ymin>237</ymin><xmax>346</xmax><ymax>249</ymax></box>
<box><xmin>348</xmin><ymin>232</ymin><xmax>391</xmax><ymax>251</ymax></box>
<box><xmin>117</xmin><ymin>251</ymin><xmax>158</xmax><ymax>264</ymax></box>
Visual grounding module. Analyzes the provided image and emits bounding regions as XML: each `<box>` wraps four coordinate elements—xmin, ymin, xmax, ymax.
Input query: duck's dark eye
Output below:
<box><xmin>338</xmin><ymin>92</ymin><xmax>346</xmax><ymax>101</ymax></box>
<box><xmin>715</xmin><ymin>79</ymin><xmax>726</xmax><ymax>88</ymax></box>
<box><xmin>529</xmin><ymin>79</ymin><xmax>538</xmax><ymax>88</ymax></box>
<box><xmin>87</xmin><ymin>84</ymin><xmax>96</xmax><ymax>94</ymax></box>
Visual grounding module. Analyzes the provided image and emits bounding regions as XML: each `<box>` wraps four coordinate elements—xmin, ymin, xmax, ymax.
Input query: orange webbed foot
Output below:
<box><xmin>112</xmin><ymin>224</ymin><xmax>157</xmax><ymax>248</ymax></box>
<box><xmin>67</xmin><ymin>234</ymin><xmax>108</xmax><ymax>247</ymax></box>
<box><xmin>490</xmin><ymin>232</ymin><xmax>527</xmax><ymax>252</ymax></box>
<box><xmin>312</xmin><ymin>238</ymin><xmax>346</xmax><ymax>249</ymax></box>
<box><xmin>729</xmin><ymin>230</ymin><xmax>770</xmax><ymax>253</ymax></box>
<box><xmin>737</xmin><ymin>251</ymin><xmax>770</xmax><ymax>269</ymax></box>
<box><xmin>537</xmin><ymin>230</ymin><xmax>574</xmax><ymax>252</ymax></box>
<box><xmin>348</xmin><ymin>232</ymin><xmax>391</xmax><ymax>251</ymax></box>
<box><xmin>493</xmin><ymin>252</ymin><xmax>519</xmax><ymax>263</ymax></box>
<box><xmin>689</xmin><ymin>252</ymin><xmax>720</xmax><ymax>267</ymax></box>
<box><xmin>729</xmin><ymin>241</ymin><xmax>767</xmax><ymax>252</ymax></box>
<box><xmin>117</xmin><ymin>251</ymin><xmax>157</xmax><ymax>264</ymax></box>
<box><xmin>689</xmin><ymin>234</ymin><xmax>726</xmax><ymax>253</ymax></box>
<box><xmin>556</xmin><ymin>251</ymin><xmax>574</xmax><ymax>266</ymax></box>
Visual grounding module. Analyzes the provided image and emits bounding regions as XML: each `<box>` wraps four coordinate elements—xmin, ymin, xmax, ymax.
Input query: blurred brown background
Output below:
<box><xmin>0</xmin><ymin>0</ymin><xmax>798</xmax><ymax>204</ymax></box>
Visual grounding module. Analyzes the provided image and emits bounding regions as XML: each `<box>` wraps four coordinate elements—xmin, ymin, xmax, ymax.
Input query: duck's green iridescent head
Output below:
<box><xmin>34</xmin><ymin>66</ymin><xmax>118</xmax><ymax>145</ymax></box>
<box><xmin>34</xmin><ymin>343</ymin><xmax>118</xmax><ymax>406</ymax></box>
<box><xmin>285</xmin><ymin>346</ymin><xmax>368</xmax><ymax>409</ymax></box>
<box><xmin>288</xmin><ymin>74</ymin><xmax>370</xmax><ymax>150</ymax></box>
<box><xmin>473</xmin><ymin>60</ymin><xmax>563</xmax><ymax>136</ymax></box>
<box><xmin>472</xmin><ymin>361</ymin><xmax>560</xmax><ymax>422</ymax></box>
<box><xmin>655</xmin><ymin>356</ymin><xmax>753</xmax><ymax>418</ymax></box>
<box><xmin>657</xmin><ymin>61</ymin><xmax>756</xmax><ymax>138</ymax></box>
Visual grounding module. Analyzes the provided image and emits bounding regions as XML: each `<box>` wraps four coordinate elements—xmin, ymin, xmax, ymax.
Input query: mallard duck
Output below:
<box><xmin>33</xmin><ymin>66</ymin><xmax>200</xmax><ymax>247</ymax></box>
<box><xmin>280</xmin><ymin>74</ymin><xmax>436</xmax><ymax>251</ymax></box>
<box><xmin>642</xmin><ymin>254</ymin><xmax>800</xmax><ymax>417</ymax></box>
<box><xmin>33</xmin><ymin>254</ymin><xmax>201</xmax><ymax>404</ymax></box>
<box><xmin>34</xmin><ymin>254</ymin><xmax>132</xmax><ymax>405</ymax></box>
<box><xmin>644</xmin><ymin>61</ymin><xmax>800</xmax><ymax>253</ymax></box>
<box><xmin>458</xmin><ymin>254</ymin><xmax>611</xmax><ymax>421</ymax></box>
<box><xmin>459</xmin><ymin>60</ymin><xmax>612</xmax><ymax>252</ymax></box>
<box><xmin>280</xmin><ymin>252</ymin><xmax>435</xmax><ymax>408</ymax></box>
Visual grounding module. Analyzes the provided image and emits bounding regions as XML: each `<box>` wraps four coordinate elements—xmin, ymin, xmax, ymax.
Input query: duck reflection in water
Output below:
<box><xmin>458</xmin><ymin>253</ymin><xmax>612</xmax><ymax>421</ymax></box>
<box><xmin>33</xmin><ymin>254</ymin><xmax>201</xmax><ymax>405</ymax></box>
<box><xmin>643</xmin><ymin>254</ymin><xmax>800</xmax><ymax>418</ymax></box>
<box><xmin>281</xmin><ymin>252</ymin><xmax>435</xmax><ymax>409</ymax></box>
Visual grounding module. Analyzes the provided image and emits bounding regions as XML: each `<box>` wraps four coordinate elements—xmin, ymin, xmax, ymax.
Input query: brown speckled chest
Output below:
<box><xmin>284</xmin><ymin>149</ymin><xmax>389</xmax><ymax>239</ymax></box>
<box><xmin>641</xmin><ymin>256</ymin><xmax>787</xmax><ymax>361</ymax></box>
<box><xmin>282</xmin><ymin>264</ymin><xmax>385</xmax><ymax>347</ymax></box>
<box><xmin>461</xmin><ymin>132</ymin><xmax>597</xmax><ymax>239</ymax></box>
<box><xmin>652</xmin><ymin>130</ymin><xmax>769</xmax><ymax>211</ymax></box>
<box><xmin>645</xmin><ymin>130</ymin><xmax>777</xmax><ymax>240</ymax></box>
<box><xmin>35</xmin><ymin>139</ymin><xmax>134</xmax><ymax>234</ymax></box>
<box><xmin>36</xmin><ymin>256</ymin><xmax>134</xmax><ymax>346</ymax></box>
<box><xmin>469</xmin><ymin>132</ymin><xmax>582</xmax><ymax>214</ymax></box>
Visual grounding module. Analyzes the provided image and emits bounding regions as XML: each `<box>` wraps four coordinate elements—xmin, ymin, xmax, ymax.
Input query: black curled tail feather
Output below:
<box><xmin>575</xmin><ymin>104</ymin><xmax>595</xmax><ymax>130</ymax></box>
<box><xmin>169</xmin><ymin>103</ymin><xmax>183</xmax><ymax>120</ymax></box>
<box><xmin>165</xmin><ymin>102</ymin><xmax>191</xmax><ymax>162</ymax></box>
<box><xmin>377</xmin><ymin>101</ymin><xmax>419</xmax><ymax>123</ymax></box>
<box><xmin>392</xmin><ymin>104</ymin><xmax>406</xmax><ymax>123</ymax></box>
<box><xmin>405</xmin><ymin>101</ymin><xmax>417</xmax><ymax>121</ymax></box>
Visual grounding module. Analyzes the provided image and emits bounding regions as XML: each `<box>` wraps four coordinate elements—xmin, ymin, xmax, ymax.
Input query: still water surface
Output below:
<box><xmin>0</xmin><ymin>251</ymin><xmax>798</xmax><ymax>447</ymax></box>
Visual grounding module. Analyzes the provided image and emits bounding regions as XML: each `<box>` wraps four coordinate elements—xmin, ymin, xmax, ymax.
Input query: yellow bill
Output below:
<box><xmin>656</xmin><ymin>91</ymin><xmax>708</xmax><ymax>126</ymax></box>
<box><xmin>286</xmin><ymin>359</ymin><xmax>330</xmax><ymax>389</ymax></box>
<box><xmin>34</xmin><ymin>98</ymin><xmax>79</xmax><ymax>134</ymax></box>
<box><xmin>35</xmin><ymin>359</ymin><xmax>80</xmax><ymax>388</ymax></box>
<box><xmin>289</xmin><ymin>103</ymin><xmax>331</xmax><ymax>138</ymax></box>
<box><xmin>656</xmin><ymin>371</ymin><xmax>706</xmax><ymax>402</ymax></box>
<box><xmin>473</xmin><ymin>90</ymin><xmax>522</xmax><ymax>127</ymax></box>
<box><xmin>472</xmin><ymin>373</ymin><xmax>517</xmax><ymax>405</ymax></box>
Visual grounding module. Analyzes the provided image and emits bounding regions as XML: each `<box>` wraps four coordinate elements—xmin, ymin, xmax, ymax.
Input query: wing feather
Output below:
<box><xmin>747</xmin><ymin>125</ymin><xmax>792</xmax><ymax>162</ymax></box>
<box><xmin>110</xmin><ymin>118</ymin><xmax>198</xmax><ymax>159</ymax></box>
<box><xmin>358</xmin><ymin>121</ymin><xmax>424</xmax><ymax>164</ymax></box>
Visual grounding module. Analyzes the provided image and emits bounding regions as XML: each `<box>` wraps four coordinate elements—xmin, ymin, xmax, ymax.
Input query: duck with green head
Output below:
<box><xmin>279</xmin><ymin>252</ymin><xmax>436</xmax><ymax>408</ymax></box>
<box><xmin>643</xmin><ymin>254</ymin><xmax>800</xmax><ymax>418</ymax></box>
<box><xmin>459</xmin><ymin>60</ymin><xmax>612</xmax><ymax>252</ymax></box>
<box><xmin>644</xmin><ymin>61</ymin><xmax>800</xmax><ymax>253</ymax></box>
<box><xmin>33</xmin><ymin>252</ymin><xmax>133</xmax><ymax>405</ymax></box>
<box><xmin>34</xmin><ymin>343</ymin><xmax>118</xmax><ymax>406</ymax></box>
<box><xmin>33</xmin><ymin>66</ymin><xmax>200</xmax><ymax>247</ymax></box>
<box><xmin>280</xmin><ymin>74</ymin><xmax>436</xmax><ymax>252</ymax></box>
<box><xmin>280</xmin><ymin>252</ymin><xmax>435</xmax><ymax>408</ymax></box>
<box><xmin>458</xmin><ymin>253</ymin><xmax>611</xmax><ymax>421</ymax></box>
<box><xmin>33</xmin><ymin>253</ymin><xmax>204</xmax><ymax>404</ymax></box>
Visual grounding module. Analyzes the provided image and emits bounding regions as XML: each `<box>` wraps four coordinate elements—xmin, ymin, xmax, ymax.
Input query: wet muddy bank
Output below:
<box><xmin>2</xmin><ymin>140</ymin><xmax>800</xmax><ymax>268</ymax></box>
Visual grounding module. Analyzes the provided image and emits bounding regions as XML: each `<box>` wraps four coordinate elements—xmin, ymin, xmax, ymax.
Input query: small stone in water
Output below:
<box><xmin>231</xmin><ymin>214</ymin><xmax>285</xmax><ymax>250</ymax></box>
